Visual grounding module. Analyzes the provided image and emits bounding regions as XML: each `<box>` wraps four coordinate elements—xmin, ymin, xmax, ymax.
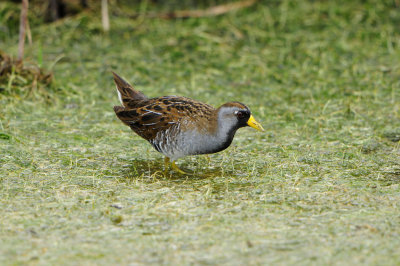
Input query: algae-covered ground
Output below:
<box><xmin>1</xmin><ymin>0</ymin><xmax>400</xmax><ymax>265</ymax></box>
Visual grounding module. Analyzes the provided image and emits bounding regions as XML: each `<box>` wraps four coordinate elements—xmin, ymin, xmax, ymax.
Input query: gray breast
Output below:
<box><xmin>150</xmin><ymin>126</ymin><xmax>237</xmax><ymax>161</ymax></box>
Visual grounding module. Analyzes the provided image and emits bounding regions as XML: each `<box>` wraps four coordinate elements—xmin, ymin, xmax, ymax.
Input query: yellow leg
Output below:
<box><xmin>171</xmin><ymin>161</ymin><xmax>189</xmax><ymax>174</ymax></box>
<box><xmin>164</xmin><ymin>157</ymin><xmax>170</xmax><ymax>168</ymax></box>
<box><xmin>164</xmin><ymin>157</ymin><xmax>170</xmax><ymax>173</ymax></box>
<box><xmin>164</xmin><ymin>157</ymin><xmax>189</xmax><ymax>174</ymax></box>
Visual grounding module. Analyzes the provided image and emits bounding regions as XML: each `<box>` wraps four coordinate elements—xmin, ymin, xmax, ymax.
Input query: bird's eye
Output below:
<box><xmin>235</xmin><ymin>111</ymin><xmax>245</xmax><ymax>119</ymax></box>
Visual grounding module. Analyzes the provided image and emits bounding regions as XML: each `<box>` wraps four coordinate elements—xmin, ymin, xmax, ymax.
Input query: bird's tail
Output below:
<box><xmin>112</xmin><ymin>72</ymin><xmax>147</xmax><ymax>107</ymax></box>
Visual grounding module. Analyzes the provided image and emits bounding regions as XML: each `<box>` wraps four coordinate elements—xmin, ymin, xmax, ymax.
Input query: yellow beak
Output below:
<box><xmin>247</xmin><ymin>115</ymin><xmax>264</xmax><ymax>131</ymax></box>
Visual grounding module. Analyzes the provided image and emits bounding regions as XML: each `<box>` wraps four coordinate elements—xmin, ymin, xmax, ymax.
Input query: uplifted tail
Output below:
<box><xmin>112</xmin><ymin>72</ymin><xmax>147</xmax><ymax>107</ymax></box>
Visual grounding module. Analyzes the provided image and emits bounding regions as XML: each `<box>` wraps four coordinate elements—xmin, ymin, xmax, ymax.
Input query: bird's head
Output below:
<box><xmin>217</xmin><ymin>102</ymin><xmax>264</xmax><ymax>133</ymax></box>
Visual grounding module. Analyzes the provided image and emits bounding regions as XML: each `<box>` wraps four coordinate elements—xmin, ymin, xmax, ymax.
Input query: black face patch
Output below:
<box><xmin>235</xmin><ymin>110</ymin><xmax>251</xmax><ymax>128</ymax></box>
<box><xmin>236</xmin><ymin>111</ymin><xmax>245</xmax><ymax>119</ymax></box>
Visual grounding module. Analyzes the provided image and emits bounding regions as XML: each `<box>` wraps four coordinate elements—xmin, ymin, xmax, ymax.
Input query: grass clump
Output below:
<box><xmin>0</xmin><ymin>50</ymin><xmax>53</xmax><ymax>98</ymax></box>
<box><xmin>0</xmin><ymin>0</ymin><xmax>400</xmax><ymax>265</ymax></box>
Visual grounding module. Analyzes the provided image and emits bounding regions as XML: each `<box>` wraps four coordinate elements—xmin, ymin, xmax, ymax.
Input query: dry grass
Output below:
<box><xmin>1</xmin><ymin>0</ymin><xmax>400</xmax><ymax>265</ymax></box>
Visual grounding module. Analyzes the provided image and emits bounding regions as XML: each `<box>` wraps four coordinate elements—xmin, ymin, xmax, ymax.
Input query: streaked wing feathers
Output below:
<box><xmin>114</xmin><ymin>96</ymin><xmax>216</xmax><ymax>140</ymax></box>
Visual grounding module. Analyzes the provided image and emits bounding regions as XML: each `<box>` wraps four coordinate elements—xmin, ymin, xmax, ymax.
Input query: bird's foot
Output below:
<box><xmin>171</xmin><ymin>161</ymin><xmax>191</xmax><ymax>175</ymax></box>
<box><xmin>164</xmin><ymin>157</ymin><xmax>191</xmax><ymax>175</ymax></box>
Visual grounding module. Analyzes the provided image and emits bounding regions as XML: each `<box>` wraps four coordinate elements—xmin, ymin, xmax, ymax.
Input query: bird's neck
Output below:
<box><xmin>213</xmin><ymin>115</ymin><xmax>238</xmax><ymax>150</ymax></box>
<box><xmin>216</xmin><ymin>122</ymin><xmax>236</xmax><ymax>139</ymax></box>
<box><xmin>184</xmin><ymin>114</ymin><xmax>237</xmax><ymax>155</ymax></box>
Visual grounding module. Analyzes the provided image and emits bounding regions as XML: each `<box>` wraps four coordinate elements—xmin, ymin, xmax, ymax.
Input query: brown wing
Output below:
<box><xmin>112</xmin><ymin>72</ymin><xmax>148</xmax><ymax>106</ymax></box>
<box><xmin>114</xmin><ymin>96</ymin><xmax>217</xmax><ymax>141</ymax></box>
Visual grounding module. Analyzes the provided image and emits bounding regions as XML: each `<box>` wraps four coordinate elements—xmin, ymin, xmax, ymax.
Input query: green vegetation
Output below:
<box><xmin>1</xmin><ymin>0</ymin><xmax>399</xmax><ymax>264</ymax></box>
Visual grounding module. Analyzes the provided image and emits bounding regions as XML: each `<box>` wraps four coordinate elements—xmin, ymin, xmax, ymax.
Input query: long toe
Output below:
<box><xmin>171</xmin><ymin>161</ymin><xmax>190</xmax><ymax>175</ymax></box>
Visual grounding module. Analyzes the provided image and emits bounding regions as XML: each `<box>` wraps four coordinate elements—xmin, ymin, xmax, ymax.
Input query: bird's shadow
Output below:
<box><xmin>111</xmin><ymin>158</ymin><xmax>259</xmax><ymax>194</ymax></box>
<box><xmin>118</xmin><ymin>157</ymin><xmax>235</xmax><ymax>181</ymax></box>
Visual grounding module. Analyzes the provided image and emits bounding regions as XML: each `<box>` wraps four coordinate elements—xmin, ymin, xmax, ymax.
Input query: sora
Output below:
<box><xmin>112</xmin><ymin>72</ymin><xmax>264</xmax><ymax>173</ymax></box>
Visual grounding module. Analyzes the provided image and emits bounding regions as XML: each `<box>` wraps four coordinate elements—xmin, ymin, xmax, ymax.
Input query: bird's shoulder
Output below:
<box><xmin>114</xmin><ymin>96</ymin><xmax>216</xmax><ymax>140</ymax></box>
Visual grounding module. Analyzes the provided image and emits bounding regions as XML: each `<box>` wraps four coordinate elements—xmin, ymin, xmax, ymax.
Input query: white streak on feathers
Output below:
<box><xmin>143</xmin><ymin>109</ymin><xmax>162</xmax><ymax>115</ymax></box>
<box><xmin>116</xmin><ymin>86</ymin><xmax>123</xmax><ymax>105</ymax></box>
